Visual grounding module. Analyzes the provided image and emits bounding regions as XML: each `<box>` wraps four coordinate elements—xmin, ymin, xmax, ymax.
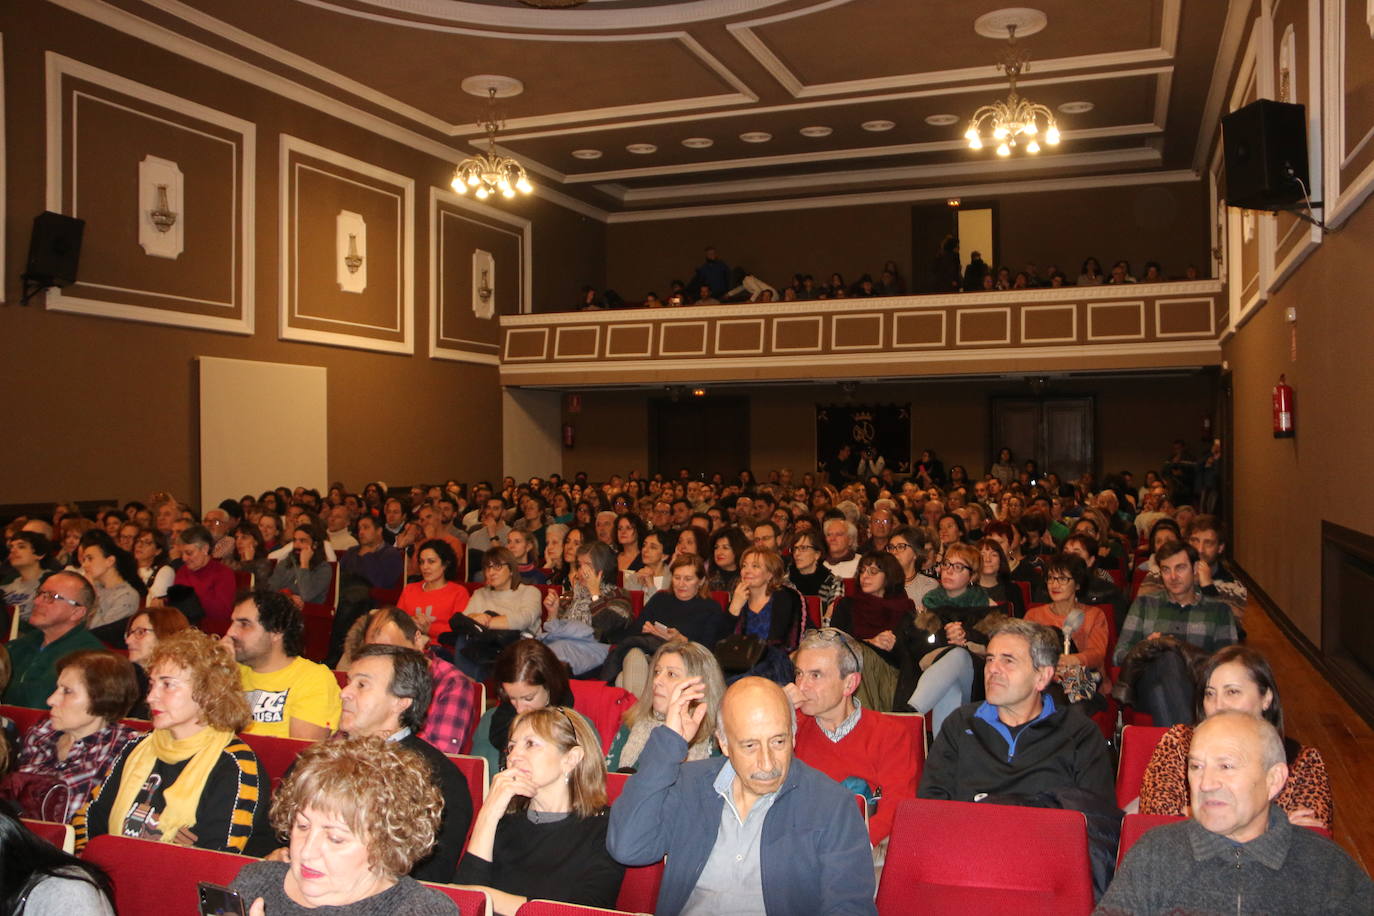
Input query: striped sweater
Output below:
<box><xmin>74</xmin><ymin>734</ymin><xmax>271</xmax><ymax>855</ymax></box>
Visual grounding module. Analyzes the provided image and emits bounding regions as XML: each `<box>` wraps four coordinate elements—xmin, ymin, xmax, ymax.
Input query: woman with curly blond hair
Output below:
<box><xmin>231</xmin><ymin>737</ymin><xmax>457</xmax><ymax>913</ymax></box>
<box><xmin>74</xmin><ymin>630</ymin><xmax>272</xmax><ymax>855</ymax></box>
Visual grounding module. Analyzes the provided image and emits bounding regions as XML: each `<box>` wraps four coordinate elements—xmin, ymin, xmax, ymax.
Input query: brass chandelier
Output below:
<box><xmin>451</xmin><ymin>86</ymin><xmax>533</xmax><ymax>201</ymax></box>
<box><xmin>964</xmin><ymin>25</ymin><xmax>1060</xmax><ymax>157</ymax></box>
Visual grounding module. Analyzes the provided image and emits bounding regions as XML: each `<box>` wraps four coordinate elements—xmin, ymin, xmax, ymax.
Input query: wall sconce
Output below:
<box><xmin>344</xmin><ymin>233</ymin><xmax>363</xmax><ymax>274</ymax></box>
<box><xmin>477</xmin><ymin>268</ymin><xmax>493</xmax><ymax>304</ymax></box>
<box><xmin>149</xmin><ymin>184</ymin><xmax>178</xmax><ymax>233</ymax></box>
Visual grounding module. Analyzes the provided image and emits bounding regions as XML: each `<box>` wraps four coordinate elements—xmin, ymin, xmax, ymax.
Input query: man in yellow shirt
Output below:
<box><xmin>223</xmin><ymin>589</ymin><xmax>340</xmax><ymax>739</ymax></box>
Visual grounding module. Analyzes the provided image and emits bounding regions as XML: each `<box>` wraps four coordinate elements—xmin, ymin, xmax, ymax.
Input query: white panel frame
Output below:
<box><xmin>553</xmin><ymin>325</ymin><xmax>601</xmax><ymax>360</ymax></box>
<box><xmin>428</xmin><ymin>185</ymin><xmax>532</xmax><ymax>365</ymax></box>
<box><xmin>502</xmin><ymin>326</ymin><xmax>549</xmax><ymax>362</ymax></box>
<box><xmin>1227</xmin><ymin>19</ymin><xmax>1274</xmax><ymax>332</ymax></box>
<box><xmin>1086</xmin><ymin>301</ymin><xmax>1146</xmax><ymax>342</ymax></box>
<box><xmin>891</xmin><ymin>311</ymin><xmax>947</xmax><ymax>349</ymax></box>
<box><xmin>278</xmin><ymin>135</ymin><xmax>414</xmax><ymax>354</ymax></box>
<box><xmin>830</xmin><ymin>313</ymin><xmax>884</xmax><ymax>351</ymax></box>
<box><xmin>1155</xmin><ymin>297</ymin><xmax>1218</xmax><ymax>338</ymax></box>
<box><xmin>1322</xmin><ymin>0</ymin><xmax>1374</xmax><ymax>227</ymax></box>
<box><xmin>1019</xmin><ymin>304</ymin><xmax>1078</xmax><ymax>344</ymax></box>
<box><xmin>606</xmin><ymin>322</ymin><xmax>655</xmax><ymax>358</ymax></box>
<box><xmin>659</xmin><ymin>321</ymin><xmax>709</xmax><ymax>356</ymax></box>
<box><xmin>955</xmin><ymin>308</ymin><xmax>1012</xmax><ymax>347</ymax></box>
<box><xmin>43</xmin><ymin>53</ymin><xmax>255</xmax><ymax>333</ymax></box>
<box><xmin>715</xmin><ymin>318</ymin><xmax>766</xmax><ymax>355</ymax></box>
<box><xmin>771</xmin><ymin>315</ymin><xmax>824</xmax><ymax>353</ymax></box>
<box><xmin>1266</xmin><ymin>0</ymin><xmax>1325</xmax><ymax>295</ymax></box>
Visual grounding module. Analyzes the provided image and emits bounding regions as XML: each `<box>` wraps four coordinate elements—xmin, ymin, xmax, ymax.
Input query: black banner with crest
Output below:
<box><xmin>815</xmin><ymin>403</ymin><xmax>911</xmax><ymax>478</ymax></box>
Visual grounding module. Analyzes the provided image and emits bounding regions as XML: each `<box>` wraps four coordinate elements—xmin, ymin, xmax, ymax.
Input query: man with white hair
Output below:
<box><xmin>822</xmin><ymin>516</ymin><xmax>859</xmax><ymax>579</ymax></box>
<box><xmin>1097</xmin><ymin>712</ymin><xmax>1372</xmax><ymax>913</ymax></box>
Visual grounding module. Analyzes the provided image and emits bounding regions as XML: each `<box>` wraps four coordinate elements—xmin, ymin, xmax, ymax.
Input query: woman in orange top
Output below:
<box><xmin>1025</xmin><ymin>553</ymin><xmax>1110</xmax><ymax>711</ymax></box>
<box><xmin>397</xmin><ymin>538</ymin><xmax>469</xmax><ymax>641</ymax></box>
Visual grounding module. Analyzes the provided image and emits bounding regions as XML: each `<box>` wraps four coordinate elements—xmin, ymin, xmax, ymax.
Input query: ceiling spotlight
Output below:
<box><xmin>626</xmin><ymin>143</ymin><xmax>658</xmax><ymax>154</ymax></box>
<box><xmin>925</xmin><ymin>114</ymin><xmax>960</xmax><ymax>126</ymax></box>
<box><xmin>862</xmin><ymin>120</ymin><xmax>896</xmax><ymax>132</ymax></box>
<box><xmin>681</xmin><ymin>137</ymin><xmax>714</xmax><ymax>149</ymax></box>
<box><xmin>800</xmin><ymin>125</ymin><xmax>833</xmax><ymax>137</ymax></box>
<box><xmin>740</xmin><ymin>131</ymin><xmax>772</xmax><ymax>143</ymax></box>
<box><xmin>571</xmin><ymin>149</ymin><xmax>602</xmax><ymax>159</ymax></box>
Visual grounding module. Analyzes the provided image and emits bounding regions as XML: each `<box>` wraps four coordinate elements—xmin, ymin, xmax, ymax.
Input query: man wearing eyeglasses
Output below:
<box><xmin>788</xmin><ymin>628</ymin><xmax>919</xmax><ymax>847</ymax></box>
<box><xmin>2</xmin><ymin>571</ymin><xmax>106</xmax><ymax>707</ymax></box>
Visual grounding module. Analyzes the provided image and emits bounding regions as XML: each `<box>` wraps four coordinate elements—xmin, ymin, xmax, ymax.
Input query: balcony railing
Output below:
<box><xmin>499</xmin><ymin>280</ymin><xmax>1224</xmax><ymax>387</ymax></box>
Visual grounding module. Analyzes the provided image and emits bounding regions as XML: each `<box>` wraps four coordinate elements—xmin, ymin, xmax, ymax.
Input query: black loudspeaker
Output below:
<box><xmin>1222</xmin><ymin>99</ymin><xmax>1309</xmax><ymax>211</ymax></box>
<box><xmin>24</xmin><ymin>211</ymin><xmax>86</xmax><ymax>287</ymax></box>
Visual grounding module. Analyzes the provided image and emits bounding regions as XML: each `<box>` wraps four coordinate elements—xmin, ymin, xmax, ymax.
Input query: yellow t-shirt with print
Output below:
<box><xmin>239</xmin><ymin>655</ymin><xmax>341</xmax><ymax>737</ymax></box>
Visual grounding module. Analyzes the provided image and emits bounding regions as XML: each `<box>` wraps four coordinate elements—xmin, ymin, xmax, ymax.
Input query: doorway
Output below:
<box><xmin>648</xmin><ymin>396</ymin><xmax>750</xmax><ymax>478</ymax></box>
<box><xmin>990</xmin><ymin>396</ymin><xmax>1095</xmax><ymax>483</ymax></box>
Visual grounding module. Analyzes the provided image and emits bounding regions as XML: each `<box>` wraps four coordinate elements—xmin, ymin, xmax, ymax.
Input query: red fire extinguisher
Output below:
<box><xmin>563</xmin><ymin>424</ymin><xmax>575</xmax><ymax>448</ymax></box>
<box><xmin>1272</xmin><ymin>374</ymin><xmax>1294</xmax><ymax>438</ymax></box>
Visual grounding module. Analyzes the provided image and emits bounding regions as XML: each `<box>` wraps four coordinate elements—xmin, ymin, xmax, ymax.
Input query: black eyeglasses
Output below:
<box><xmin>812</xmin><ymin>627</ymin><xmax>862</xmax><ymax>673</ymax></box>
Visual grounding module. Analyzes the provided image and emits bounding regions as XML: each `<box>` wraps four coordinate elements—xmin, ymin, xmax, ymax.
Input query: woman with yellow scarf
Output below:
<box><xmin>75</xmin><ymin>630</ymin><xmax>272</xmax><ymax>854</ymax></box>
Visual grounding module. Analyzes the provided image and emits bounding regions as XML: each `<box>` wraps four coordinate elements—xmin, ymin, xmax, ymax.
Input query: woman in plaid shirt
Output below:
<box><xmin>14</xmin><ymin>650</ymin><xmax>141</xmax><ymax>822</ymax></box>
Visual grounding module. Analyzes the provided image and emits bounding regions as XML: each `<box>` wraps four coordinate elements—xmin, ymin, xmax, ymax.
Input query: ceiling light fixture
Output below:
<box><xmin>451</xmin><ymin>83</ymin><xmax>532</xmax><ymax>202</ymax></box>
<box><xmin>963</xmin><ymin>24</ymin><xmax>1060</xmax><ymax>157</ymax></box>
<box><xmin>518</xmin><ymin>0</ymin><xmax>587</xmax><ymax>7</ymax></box>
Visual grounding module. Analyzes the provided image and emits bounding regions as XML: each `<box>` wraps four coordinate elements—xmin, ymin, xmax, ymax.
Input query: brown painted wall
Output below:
<box><xmin>604</xmin><ymin>182</ymin><xmax>1210</xmax><ymax>301</ymax></box>
<box><xmin>560</xmin><ymin>375</ymin><xmax>1216</xmax><ymax>484</ymax></box>
<box><xmin>1223</xmin><ymin>197</ymin><xmax>1374</xmax><ymax>643</ymax></box>
<box><xmin>1</xmin><ymin>4</ymin><xmax>602</xmax><ymax>506</ymax></box>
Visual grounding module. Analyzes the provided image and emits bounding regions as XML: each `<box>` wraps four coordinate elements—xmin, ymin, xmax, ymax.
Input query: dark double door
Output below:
<box><xmin>990</xmin><ymin>397</ymin><xmax>1094</xmax><ymax>483</ymax></box>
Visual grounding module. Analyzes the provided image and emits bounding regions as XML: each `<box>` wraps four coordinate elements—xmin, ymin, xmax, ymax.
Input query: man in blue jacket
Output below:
<box><xmin>607</xmin><ymin>675</ymin><xmax>876</xmax><ymax>916</ymax></box>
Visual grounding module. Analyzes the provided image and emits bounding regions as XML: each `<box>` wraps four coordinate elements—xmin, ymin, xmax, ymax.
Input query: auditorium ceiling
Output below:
<box><xmin>117</xmin><ymin>0</ymin><xmax>1237</xmax><ymax>213</ymax></box>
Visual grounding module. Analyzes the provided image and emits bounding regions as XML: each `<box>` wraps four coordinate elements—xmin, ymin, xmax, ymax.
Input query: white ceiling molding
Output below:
<box><xmin>496</xmin><ymin>66</ymin><xmax>1173</xmax><ymax>147</ymax></box>
<box><xmin>728</xmin><ymin>0</ymin><xmax>1181</xmax><ymax>99</ymax></box>
<box><xmin>608</xmin><ymin>146</ymin><xmax>1164</xmax><ymax>203</ymax></box>
<box><xmin>48</xmin><ymin>0</ymin><xmax>610</xmax><ymax>221</ymax></box>
<box><xmin>1192</xmin><ymin>0</ymin><xmax>1255</xmax><ymax>173</ymax></box>
<box><xmin>603</xmin><ymin>166</ymin><xmax>1199</xmax><ymax>223</ymax></box>
<box><xmin>565</xmin><ymin>123</ymin><xmax>1163</xmax><ymax>186</ymax></box>
<box><xmin>140</xmin><ymin>0</ymin><xmax>758</xmax><ymax>138</ymax></box>
<box><xmin>317</xmin><ymin>0</ymin><xmax>795</xmax><ymax>32</ymax></box>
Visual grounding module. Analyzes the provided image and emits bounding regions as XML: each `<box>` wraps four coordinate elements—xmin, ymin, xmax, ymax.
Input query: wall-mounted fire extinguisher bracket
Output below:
<box><xmin>1272</xmin><ymin>374</ymin><xmax>1295</xmax><ymax>439</ymax></box>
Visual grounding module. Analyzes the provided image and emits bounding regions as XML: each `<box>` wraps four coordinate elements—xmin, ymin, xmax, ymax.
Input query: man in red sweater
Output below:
<box><xmin>786</xmin><ymin>627</ymin><xmax>921</xmax><ymax>847</ymax></box>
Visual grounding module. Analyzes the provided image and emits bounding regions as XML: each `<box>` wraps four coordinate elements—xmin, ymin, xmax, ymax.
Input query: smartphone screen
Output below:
<box><xmin>198</xmin><ymin>882</ymin><xmax>246</xmax><ymax>916</ymax></box>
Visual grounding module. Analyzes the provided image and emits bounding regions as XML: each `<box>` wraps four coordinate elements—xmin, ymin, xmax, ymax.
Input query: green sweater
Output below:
<box><xmin>2</xmin><ymin>625</ymin><xmax>105</xmax><ymax>708</ymax></box>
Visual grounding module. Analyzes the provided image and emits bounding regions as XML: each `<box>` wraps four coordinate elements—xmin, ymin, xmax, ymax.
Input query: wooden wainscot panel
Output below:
<box><xmin>1020</xmin><ymin>305</ymin><xmax>1078</xmax><ymax>344</ymax></box>
<box><xmin>553</xmin><ymin>326</ymin><xmax>600</xmax><ymax>359</ymax></box>
<box><xmin>1087</xmin><ymin>301</ymin><xmax>1146</xmax><ymax>341</ymax></box>
<box><xmin>659</xmin><ymin>321</ymin><xmax>708</xmax><ymax>356</ymax></box>
<box><xmin>955</xmin><ymin>308</ymin><xmax>1011</xmax><ymax>346</ymax></box>
<box><xmin>1155</xmin><ymin>297</ymin><xmax>1216</xmax><ymax>338</ymax></box>
<box><xmin>892</xmin><ymin>311</ymin><xmax>946</xmax><ymax>348</ymax></box>
<box><xmin>771</xmin><ymin>315</ymin><xmax>823</xmax><ymax>352</ymax></box>
<box><xmin>716</xmin><ymin>319</ymin><xmax>765</xmax><ymax>355</ymax></box>
<box><xmin>431</xmin><ymin>188</ymin><xmax>528</xmax><ymax>364</ymax></box>
<box><xmin>279</xmin><ymin>136</ymin><xmax>413</xmax><ymax>354</ymax></box>
<box><xmin>503</xmin><ymin>327</ymin><xmax>548</xmax><ymax>361</ymax></box>
<box><xmin>606</xmin><ymin>323</ymin><xmax>653</xmax><ymax>358</ymax></box>
<box><xmin>45</xmin><ymin>57</ymin><xmax>254</xmax><ymax>334</ymax></box>
<box><xmin>831</xmin><ymin>313</ymin><xmax>883</xmax><ymax>350</ymax></box>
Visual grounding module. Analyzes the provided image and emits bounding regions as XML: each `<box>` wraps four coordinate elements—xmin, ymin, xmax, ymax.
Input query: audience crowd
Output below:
<box><xmin>574</xmin><ymin>244</ymin><xmax>1204</xmax><ymax>311</ymax></box>
<box><xmin>0</xmin><ymin>447</ymin><xmax>1369</xmax><ymax>914</ymax></box>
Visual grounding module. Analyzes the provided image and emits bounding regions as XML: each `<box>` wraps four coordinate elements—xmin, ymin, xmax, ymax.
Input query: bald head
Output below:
<box><xmin>718</xmin><ymin>677</ymin><xmax>795</xmax><ymax>804</ymax></box>
<box><xmin>1188</xmin><ymin>711</ymin><xmax>1288</xmax><ymax>844</ymax></box>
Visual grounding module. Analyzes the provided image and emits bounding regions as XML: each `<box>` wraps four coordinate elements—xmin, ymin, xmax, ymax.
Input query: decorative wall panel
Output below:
<box><xmin>279</xmin><ymin>135</ymin><xmax>413</xmax><ymax>353</ymax></box>
<box><xmin>429</xmin><ymin>187</ymin><xmax>530</xmax><ymax>365</ymax></box>
<box><xmin>44</xmin><ymin>54</ymin><xmax>254</xmax><ymax>333</ymax></box>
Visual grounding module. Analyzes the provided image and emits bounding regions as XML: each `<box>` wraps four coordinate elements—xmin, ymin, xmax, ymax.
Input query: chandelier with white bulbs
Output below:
<box><xmin>964</xmin><ymin>25</ymin><xmax>1061</xmax><ymax>157</ymax></box>
<box><xmin>452</xmin><ymin>86</ymin><xmax>533</xmax><ymax>201</ymax></box>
